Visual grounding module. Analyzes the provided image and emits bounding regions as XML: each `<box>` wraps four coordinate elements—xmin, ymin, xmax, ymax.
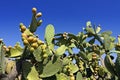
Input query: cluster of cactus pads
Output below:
<box><xmin>1</xmin><ymin>8</ymin><xmax>120</xmax><ymax>80</ymax></box>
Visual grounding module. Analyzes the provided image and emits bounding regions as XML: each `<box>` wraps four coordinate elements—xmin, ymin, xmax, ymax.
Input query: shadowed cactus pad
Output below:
<box><xmin>40</xmin><ymin>58</ymin><xmax>62</xmax><ymax>78</ymax></box>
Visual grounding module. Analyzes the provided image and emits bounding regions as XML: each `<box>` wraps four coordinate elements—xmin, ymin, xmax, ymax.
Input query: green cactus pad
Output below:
<box><xmin>67</xmin><ymin>48</ymin><xmax>73</xmax><ymax>54</ymax></box>
<box><xmin>40</xmin><ymin>58</ymin><xmax>62</xmax><ymax>78</ymax></box>
<box><xmin>104</xmin><ymin>34</ymin><xmax>113</xmax><ymax>51</ymax></box>
<box><xmin>24</xmin><ymin>29</ymin><xmax>34</xmax><ymax>36</ymax></box>
<box><xmin>86</xmin><ymin>27</ymin><xmax>95</xmax><ymax>34</ymax></box>
<box><xmin>33</xmin><ymin>46</ymin><xmax>42</xmax><ymax>62</ymax></box>
<box><xmin>69</xmin><ymin>63</ymin><xmax>79</xmax><ymax>73</ymax></box>
<box><xmin>98</xmin><ymin>66</ymin><xmax>108</xmax><ymax>77</ymax></box>
<box><xmin>45</xmin><ymin>24</ymin><xmax>55</xmax><ymax>46</ymax></box>
<box><xmin>9</xmin><ymin>43</ymin><xmax>23</xmax><ymax>57</ymax></box>
<box><xmin>76</xmin><ymin>72</ymin><xmax>83</xmax><ymax>80</ymax></box>
<box><xmin>56</xmin><ymin>73</ymin><xmax>69</xmax><ymax>80</ymax></box>
<box><xmin>29</xmin><ymin>15</ymin><xmax>38</xmax><ymax>32</ymax></box>
<box><xmin>85</xmin><ymin>21</ymin><xmax>95</xmax><ymax>34</ymax></box>
<box><xmin>79</xmin><ymin>51</ymin><xmax>89</xmax><ymax>61</ymax></box>
<box><xmin>55</xmin><ymin>45</ymin><xmax>67</xmax><ymax>56</ymax></box>
<box><xmin>101</xmin><ymin>31</ymin><xmax>112</xmax><ymax>36</ymax></box>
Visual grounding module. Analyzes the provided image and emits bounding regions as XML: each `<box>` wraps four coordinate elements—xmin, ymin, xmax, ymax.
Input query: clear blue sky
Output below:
<box><xmin>0</xmin><ymin>0</ymin><xmax>120</xmax><ymax>46</ymax></box>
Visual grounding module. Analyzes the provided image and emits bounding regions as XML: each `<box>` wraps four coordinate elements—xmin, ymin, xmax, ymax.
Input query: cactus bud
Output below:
<box><xmin>63</xmin><ymin>68</ymin><xmax>67</xmax><ymax>73</ymax></box>
<box><xmin>8</xmin><ymin>46</ymin><xmax>12</xmax><ymax>49</ymax></box>
<box><xmin>32</xmin><ymin>7</ymin><xmax>37</xmax><ymax>14</ymax></box>
<box><xmin>6</xmin><ymin>48</ymin><xmax>9</xmax><ymax>52</ymax></box>
<box><xmin>37</xmin><ymin>20</ymin><xmax>42</xmax><ymax>26</ymax></box>
<box><xmin>3</xmin><ymin>46</ymin><xmax>9</xmax><ymax>52</ymax></box>
<box><xmin>19</xmin><ymin>23</ymin><xmax>23</xmax><ymax>26</ymax></box>
<box><xmin>36</xmin><ymin>12</ymin><xmax>42</xmax><ymax>18</ymax></box>
<box><xmin>63</xmin><ymin>32</ymin><xmax>68</xmax><ymax>37</ymax></box>
<box><xmin>3</xmin><ymin>45</ymin><xmax>7</xmax><ymax>49</ymax></box>
<box><xmin>96</xmin><ymin>26</ymin><xmax>101</xmax><ymax>33</ymax></box>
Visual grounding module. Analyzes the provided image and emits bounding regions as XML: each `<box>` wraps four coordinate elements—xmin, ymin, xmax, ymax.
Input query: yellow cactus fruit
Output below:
<box><xmin>20</xmin><ymin>25</ymin><xmax>26</xmax><ymax>33</ymax></box>
<box><xmin>21</xmin><ymin>33</ymin><xmax>27</xmax><ymax>38</ymax></box>
<box><xmin>36</xmin><ymin>12</ymin><xmax>42</xmax><ymax>18</ymax></box>
<box><xmin>79</xmin><ymin>66</ymin><xmax>84</xmax><ymax>71</ymax></box>
<box><xmin>38</xmin><ymin>40</ymin><xmax>43</xmax><ymax>45</ymax></box>
<box><xmin>8</xmin><ymin>46</ymin><xmax>12</xmax><ymax>49</ymax></box>
<box><xmin>23</xmin><ymin>39</ymin><xmax>29</xmax><ymax>45</ymax></box>
<box><xmin>94</xmin><ymin>66</ymin><xmax>99</xmax><ymax>71</ymax></box>
<box><xmin>3</xmin><ymin>45</ymin><xmax>7</xmax><ymax>50</ymax></box>
<box><xmin>32</xmin><ymin>7</ymin><xmax>37</xmax><ymax>14</ymax></box>
<box><xmin>37</xmin><ymin>20</ymin><xmax>42</xmax><ymax>26</ymax></box>
<box><xmin>69</xmin><ymin>72</ymin><xmax>73</xmax><ymax>76</ymax></box>
<box><xmin>33</xmin><ymin>37</ymin><xmax>38</xmax><ymax>42</ymax></box>
<box><xmin>43</xmin><ymin>53</ymin><xmax>48</xmax><ymax>58</ymax></box>
<box><xmin>22</xmin><ymin>37</ymin><xmax>26</xmax><ymax>41</ymax></box>
<box><xmin>3</xmin><ymin>46</ymin><xmax>9</xmax><ymax>52</ymax></box>
<box><xmin>6</xmin><ymin>48</ymin><xmax>9</xmax><ymax>52</ymax></box>
<box><xmin>41</xmin><ymin>45</ymin><xmax>47</xmax><ymax>50</ymax></box>
<box><xmin>42</xmin><ymin>49</ymin><xmax>46</xmax><ymax>53</ymax></box>
<box><xmin>27</xmin><ymin>36</ymin><xmax>34</xmax><ymax>43</ymax></box>
<box><xmin>70</xmin><ymin>75</ymin><xmax>75</xmax><ymax>80</ymax></box>
<box><xmin>30</xmin><ymin>47</ymin><xmax>35</xmax><ymax>52</ymax></box>
<box><xmin>31</xmin><ymin>42</ymin><xmax>38</xmax><ymax>49</ymax></box>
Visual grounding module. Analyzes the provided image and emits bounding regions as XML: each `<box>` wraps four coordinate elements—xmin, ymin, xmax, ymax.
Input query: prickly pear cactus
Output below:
<box><xmin>0</xmin><ymin>7</ymin><xmax>120</xmax><ymax>80</ymax></box>
<box><xmin>104</xmin><ymin>54</ymin><xmax>116</xmax><ymax>75</ymax></box>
